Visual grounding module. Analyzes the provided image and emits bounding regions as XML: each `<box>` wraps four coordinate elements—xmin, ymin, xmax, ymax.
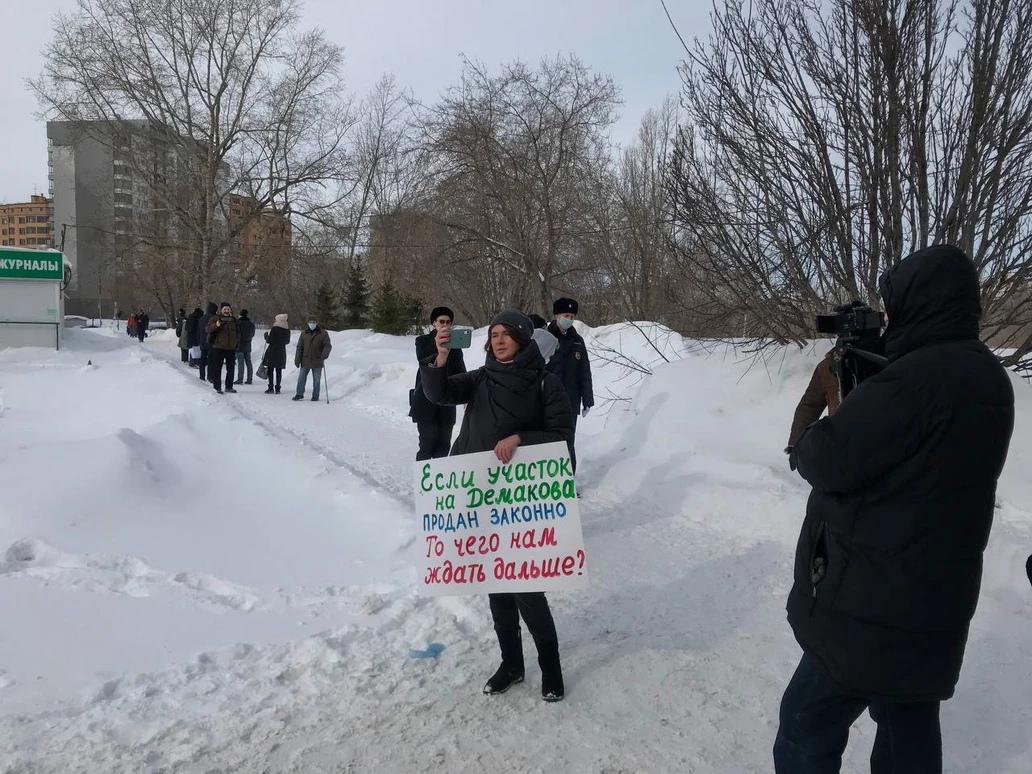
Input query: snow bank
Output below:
<box><xmin>0</xmin><ymin>324</ymin><xmax>1028</xmax><ymax>773</ymax></box>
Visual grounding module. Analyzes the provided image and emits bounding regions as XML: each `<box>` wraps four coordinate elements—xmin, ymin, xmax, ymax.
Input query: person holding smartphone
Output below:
<box><xmin>410</xmin><ymin>306</ymin><xmax>466</xmax><ymax>460</ymax></box>
<box><xmin>419</xmin><ymin>310</ymin><xmax>574</xmax><ymax>702</ymax></box>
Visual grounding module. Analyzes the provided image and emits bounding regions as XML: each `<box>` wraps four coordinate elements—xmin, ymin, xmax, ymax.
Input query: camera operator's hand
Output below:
<box><xmin>433</xmin><ymin>327</ymin><xmax>451</xmax><ymax>368</ymax></box>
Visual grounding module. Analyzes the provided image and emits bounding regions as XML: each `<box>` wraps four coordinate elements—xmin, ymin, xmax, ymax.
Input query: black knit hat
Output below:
<box><xmin>430</xmin><ymin>306</ymin><xmax>454</xmax><ymax>324</ymax></box>
<box><xmin>239</xmin><ymin>309</ymin><xmax>249</xmax><ymax>318</ymax></box>
<box><xmin>528</xmin><ymin>313</ymin><xmax>547</xmax><ymax>329</ymax></box>
<box><xmin>219</xmin><ymin>301</ymin><xmax>232</xmax><ymax>311</ymax></box>
<box><xmin>489</xmin><ymin>310</ymin><xmax>534</xmax><ymax>346</ymax></box>
<box><xmin>553</xmin><ymin>297</ymin><xmax>578</xmax><ymax>315</ymax></box>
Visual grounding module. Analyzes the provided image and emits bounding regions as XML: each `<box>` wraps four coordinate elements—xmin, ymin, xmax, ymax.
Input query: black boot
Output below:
<box><xmin>541</xmin><ymin>663</ymin><xmax>565</xmax><ymax>702</ymax></box>
<box><xmin>483</xmin><ymin>664</ymin><xmax>525</xmax><ymax>695</ymax></box>
<box><xmin>275</xmin><ymin>385</ymin><xmax>281</xmax><ymax>394</ymax></box>
<box><xmin>265</xmin><ymin>387</ymin><xmax>274</xmax><ymax>394</ymax></box>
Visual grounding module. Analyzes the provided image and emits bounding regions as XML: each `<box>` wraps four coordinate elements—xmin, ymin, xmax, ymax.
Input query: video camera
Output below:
<box><xmin>816</xmin><ymin>301</ymin><xmax>888</xmax><ymax>400</ymax></box>
<box><xmin>816</xmin><ymin>302</ymin><xmax>884</xmax><ymax>343</ymax></box>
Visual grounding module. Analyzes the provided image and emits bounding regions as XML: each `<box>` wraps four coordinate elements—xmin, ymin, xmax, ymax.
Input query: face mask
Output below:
<box><xmin>557</xmin><ymin>317</ymin><xmax>575</xmax><ymax>331</ymax></box>
<box><xmin>308</xmin><ymin>322</ymin><xmax>317</xmax><ymax>331</ymax></box>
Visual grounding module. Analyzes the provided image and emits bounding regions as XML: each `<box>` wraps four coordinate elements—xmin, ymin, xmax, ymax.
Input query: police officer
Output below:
<box><xmin>546</xmin><ymin>298</ymin><xmax>594</xmax><ymax>471</ymax></box>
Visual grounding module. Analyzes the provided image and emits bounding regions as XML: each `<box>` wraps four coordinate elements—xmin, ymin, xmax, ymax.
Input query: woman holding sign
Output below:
<box><xmin>421</xmin><ymin>310</ymin><xmax>574</xmax><ymax>702</ymax></box>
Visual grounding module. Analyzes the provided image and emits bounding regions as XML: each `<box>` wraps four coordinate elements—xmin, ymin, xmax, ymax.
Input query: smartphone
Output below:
<box><xmin>447</xmin><ymin>325</ymin><xmax>473</xmax><ymax>349</ymax></box>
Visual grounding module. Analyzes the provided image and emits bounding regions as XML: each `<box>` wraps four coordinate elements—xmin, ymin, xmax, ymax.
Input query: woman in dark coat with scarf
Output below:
<box><xmin>420</xmin><ymin>310</ymin><xmax>574</xmax><ymax>702</ymax></box>
<box><xmin>262</xmin><ymin>313</ymin><xmax>291</xmax><ymax>394</ymax></box>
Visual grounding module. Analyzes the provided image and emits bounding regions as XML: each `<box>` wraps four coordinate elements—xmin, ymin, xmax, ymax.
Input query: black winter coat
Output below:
<box><xmin>236</xmin><ymin>318</ymin><xmax>256</xmax><ymax>352</ymax></box>
<box><xmin>185</xmin><ymin>310</ymin><xmax>202</xmax><ymax>348</ymax></box>
<box><xmin>410</xmin><ymin>331</ymin><xmax>466</xmax><ymax>423</ymax></box>
<box><xmin>262</xmin><ymin>326</ymin><xmax>290</xmax><ymax>369</ymax></box>
<box><xmin>787</xmin><ymin>245</ymin><xmax>1014</xmax><ymax>702</ymax></box>
<box><xmin>420</xmin><ymin>341</ymin><xmax>574</xmax><ymax>456</ymax></box>
<box><xmin>197</xmin><ymin>303</ymin><xmax>217</xmax><ymax>350</ymax></box>
<box><xmin>546</xmin><ymin>322</ymin><xmax>594</xmax><ymax>411</ymax></box>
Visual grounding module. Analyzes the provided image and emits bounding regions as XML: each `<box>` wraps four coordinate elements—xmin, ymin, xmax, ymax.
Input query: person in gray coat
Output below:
<box><xmin>292</xmin><ymin>318</ymin><xmax>332</xmax><ymax>401</ymax></box>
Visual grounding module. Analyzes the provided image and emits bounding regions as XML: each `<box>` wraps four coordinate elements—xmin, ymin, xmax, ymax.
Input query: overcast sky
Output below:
<box><xmin>0</xmin><ymin>0</ymin><xmax>711</xmax><ymax>203</ymax></box>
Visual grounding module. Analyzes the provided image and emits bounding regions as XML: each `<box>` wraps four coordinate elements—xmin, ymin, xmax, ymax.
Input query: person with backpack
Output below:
<box><xmin>419</xmin><ymin>310</ymin><xmax>574</xmax><ymax>702</ymax></box>
<box><xmin>234</xmin><ymin>309</ymin><xmax>256</xmax><ymax>385</ymax></box>
<box><xmin>196</xmin><ymin>302</ymin><xmax>217</xmax><ymax>381</ymax></box>
<box><xmin>263</xmin><ymin>313</ymin><xmax>290</xmax><ymax>394</ymax></box>
<box><xmin>292</xmin><ymin>318</ymin><xmax>332</xmax><ymax>401</ymax></box>
<box><xmin>205</xmin><ymin>303</ymin><xmax>239</xmax><ymax>394</ymax></box>
<box><xmin>410</xmin><ymin>306</ymin><xmax>466</xmax><ymax>459</ymax></box>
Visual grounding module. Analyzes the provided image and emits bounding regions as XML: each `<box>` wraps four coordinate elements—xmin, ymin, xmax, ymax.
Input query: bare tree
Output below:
<box><xmin>582</xmin><ymin>99</ymin><xmax>681</xmax><ymax>323</ymax></box>
<box><xmin>422</xmin><ymin>55</ymin><xmax>620</xmax><ymax>318</ymax></box>
<box><xmin>33</xmin><ymin>0</ymin><xmax>353</xmax><ymax>308</ymax></box>
<box><xmin>669</xmin><ymin>0</ymin><xmax>1032</xmax><ymax>356</ymax></box>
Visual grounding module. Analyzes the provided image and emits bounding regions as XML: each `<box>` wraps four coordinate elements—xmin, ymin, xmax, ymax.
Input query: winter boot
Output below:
<box><xmin>483</xmin><ymin>664</ymin><xmax>525</xmax><ymax>695</ymax></box>
<box><xmin>226</xmin><ymin>387</ymin><xmax>237</xmax><ymax>393</ymax></box>
<box><xmin>541</xmin><ymin>666</ymin><xmax>565</xmax><ymax>702</ymax></box>
<box><xmin>292</xmin><ymin>394</ymin><xmax>303</xmax><ymax>401</ymax></box>
<box><xmin>538</xmin><ymin>643</ymin><xmax>565</xmax><ymax>702</ymax></box>
<box><xmin>264</xmin><ymin>387</ymin><xmax>274</xmax><ymax>394</ymax></box>
<box><xmin>245</xmin><ymin>379</ymin><xmax>252</xmax><ymax>385</ymax></box>
<box><xmin>275</xmin><ymin>385</ymin><xmax>281</xmax><ymax>394</ymax></box>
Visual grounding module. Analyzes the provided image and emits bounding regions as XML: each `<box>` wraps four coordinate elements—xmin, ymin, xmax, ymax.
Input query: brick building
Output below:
<box><xmin>0</xmin><ymin>195</ymin><xmax>54</xmax><ymax>249</ymax></box>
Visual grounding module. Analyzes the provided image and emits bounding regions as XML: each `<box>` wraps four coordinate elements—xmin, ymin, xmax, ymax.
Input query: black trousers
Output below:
<box><xmin>488</xmin><ymin>592</ymin><xmax>560</xmax><ymax>675</ymax></box>
<box><xmin>180</xmin><ymin>347</ymin><xmax>189</xmax><ymax>363</ymax></box>
<box><xmin>209</xmin><ymin>349</ymin><xmax>236</xmax><ymax>390</ymax></box>
<box><xmin>198</xmin><ymin>349</ymin><xmax>209</xmax><ymax>380</ymax></box>
<box><xmin>774</xmin><ymin>652</ymin><xmax>942</xmax><ymax>774</ymax></box>
<box><xmin>267</xmin><ymin>366</ymin><xmax>283</xmax><ymax>390</ymax></box>
<box><xmin>416</xmin><ymin>418</ymin><xmax>455</xmax><ymax>460</ymax></box>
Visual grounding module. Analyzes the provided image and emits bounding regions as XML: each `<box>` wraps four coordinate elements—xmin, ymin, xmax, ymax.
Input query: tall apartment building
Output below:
<box><xmin>0</xmin><ymin>195</ymin><xmax>54</xmax><ymax>249</ymax></box>
<box><xmin>48</xmin><ymin>121</ymin><xmax>132</xmax><ymax>316</ymax></box>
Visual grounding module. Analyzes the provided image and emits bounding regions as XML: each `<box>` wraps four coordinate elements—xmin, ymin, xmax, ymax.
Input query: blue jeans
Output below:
<box><xmin>235</xmin><ymin>350</ymin><xmax>252</xmax><ymax>383</ymax></box>
<box><xmin>774</xmin><ymin>652</ymin><xmax>941</xmax><ymax>773</ymax></box>
<box><xmin>295</xmin><ymin>367</ymin><xmax>322</xmax><ymax>399</ymax></box>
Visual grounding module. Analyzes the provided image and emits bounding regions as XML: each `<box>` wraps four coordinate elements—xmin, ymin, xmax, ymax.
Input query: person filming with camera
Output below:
<box><xmin>775</xmin><ymin>245</ymin><xmax>1015</xmax><ymax>773</ymax></box>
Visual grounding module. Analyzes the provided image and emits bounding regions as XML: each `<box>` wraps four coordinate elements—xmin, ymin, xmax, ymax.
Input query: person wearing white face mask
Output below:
<box><xmin>292</xmin><ymin>318</ymin><xmax>332</xmax><ymax>402</ymax></box>
<box><xmin>546</xmin><ymin>298</ymin><xmax>594</xmax><ymax>472</ymax></box>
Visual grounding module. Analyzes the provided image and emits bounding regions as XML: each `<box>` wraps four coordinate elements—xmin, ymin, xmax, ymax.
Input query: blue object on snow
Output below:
<box><xmin>408</xmin><ymin>642</ymin><xmax>446</xmax><ymax>659</ymax></box>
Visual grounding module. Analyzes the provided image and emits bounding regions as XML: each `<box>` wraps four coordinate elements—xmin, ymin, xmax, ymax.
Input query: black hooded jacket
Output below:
<box><xmin>197</xmin><ymin>303</ymin><xmax>218</xmax><ymax>351</ymax></box>
<box><xmin>185</xmin><ymin>308</ymin><xmax>203</xmax><ymax>348</ymax></box>
<box><xmin>236</xmin><ymin>314</ymin><xmax>256</xmax><ymax>352</ymax></box>
<box><xmin>419</xmin><ymin>340</ymin><xmax>574</xmax><ymax>456</ymax></box>
<box><xmin>787</xmin><ymin>245</ymin><xmax>1014</xmax><ymax>701</ymax></box>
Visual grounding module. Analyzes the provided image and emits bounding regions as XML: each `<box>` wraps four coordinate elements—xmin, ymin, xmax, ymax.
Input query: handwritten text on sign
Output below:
<box><xmin>414</xmin><ymin>441</ymin><xmax>588</xmax><ymax>596</ymax></box>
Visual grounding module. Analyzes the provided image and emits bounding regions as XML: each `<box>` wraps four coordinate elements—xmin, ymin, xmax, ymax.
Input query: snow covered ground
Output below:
<box><xmin>0</xmin><ymin>322</ymin><xmax>1029</xmax><ymax>773</ymax></box>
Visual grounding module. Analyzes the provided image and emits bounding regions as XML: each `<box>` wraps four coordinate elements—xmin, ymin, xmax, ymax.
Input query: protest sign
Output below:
<box><xmin>414</xmin><ymin>441</ymin><xmax>588</xmax><ymax>596</ymax></box>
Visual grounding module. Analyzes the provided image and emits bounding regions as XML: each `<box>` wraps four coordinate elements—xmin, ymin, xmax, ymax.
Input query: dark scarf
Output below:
<box><xmin>482</xmin><ymin>341</ymin><xmax>546</xmax><ymax>430</ymax></box>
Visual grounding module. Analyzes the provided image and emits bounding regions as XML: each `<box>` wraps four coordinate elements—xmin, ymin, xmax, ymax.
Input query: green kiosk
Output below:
<box><xmin>0</xmin><ymin>247</ymin><xmax>69</xmax><ymax>350</ymax></box>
